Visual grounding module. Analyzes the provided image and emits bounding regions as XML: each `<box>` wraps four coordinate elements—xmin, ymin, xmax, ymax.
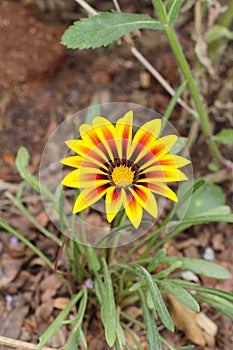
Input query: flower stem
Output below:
<box><xmin>151</xmin><ymin>0</ymin><xmax>223</xmax><ymax>165</ymax></box>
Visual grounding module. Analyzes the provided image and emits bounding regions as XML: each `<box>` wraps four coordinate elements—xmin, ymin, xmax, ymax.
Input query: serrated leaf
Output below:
<box><xmin>136</xmin><ymin>265</ymin><xmax>174</xmax><ymax>331</ymax></box>
<box><xmin>162</xmin><ymin>280</ymin><xmax>200</xmax><ymax>312</ymax></box>
<box><xmin>62</xmin><ymin>11</ymin><xmax>165</xmax><ymax>49</ymax></box>
<box><xmin>138</xmin><ymin>289</ymin><xmax>163</xmax><ymax>350</ymax></box>
<box><xmin>167</xmin><ymin>0</ymin><xmax>184</xmax><ymax>25</ymax></box>
<box><xmin>101</xmin><ymin>258</ymin><xmax>117</xmax><ymax>346</ymax></box>
<box><xmin>205</xmin><ymin>25</ymin><xmax>233</xmax><ymax>44</ymax></box>
<box><xmin>162</xmin><ymin>257</ymin><xmax>231</xmax><ymax>279</ymax></box>
<box><xmin>212</xmin><ymin>128</ymin><xmax>233</xmax><ymax>144</ymax></box>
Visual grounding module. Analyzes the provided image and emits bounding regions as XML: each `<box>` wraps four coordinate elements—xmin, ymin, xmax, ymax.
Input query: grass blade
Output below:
<box><xmin>37</xmin><ymin>290</ymin><xmax>83</xmax><ymax>350</ymax></box>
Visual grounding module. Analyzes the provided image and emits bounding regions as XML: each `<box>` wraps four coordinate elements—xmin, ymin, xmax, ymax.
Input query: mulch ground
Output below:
<box><xmin>0</xmin><ymin>1</ymin><xmax>232</xmax><ymax>349</ymax></box>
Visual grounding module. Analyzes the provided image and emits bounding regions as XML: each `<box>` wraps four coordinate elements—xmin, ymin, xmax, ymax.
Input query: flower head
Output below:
<box><xmin>61</xmin><ymin>111</ymin><xmax>190</xmax><ymax>228</ymax></box>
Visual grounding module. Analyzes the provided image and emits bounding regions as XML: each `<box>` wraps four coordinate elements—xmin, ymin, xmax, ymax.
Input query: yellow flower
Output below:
<box><xmin>61</xmin><ymin>110</ymin><xmax>190</xmax><ymax>228</ymax></box>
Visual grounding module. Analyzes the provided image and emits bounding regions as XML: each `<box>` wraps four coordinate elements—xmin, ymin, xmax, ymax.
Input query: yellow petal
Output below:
<box><xmin>105</xmin><ymin>187</ymin><xmax>124</xmax><ymax>223</ymax></box>
<box><xmin>116</xmin><ymin>110</ymin><xmax>133</xmax><ymax>159</ymax></box>
<box><xmin>141</xmin><ymin>166</ymin><xmax>188</xmax><ymax>182</ymax></box>
<box><xmin>62</xmin><ymin>169</ymin><xmax>80</xmax><ymax>188</ymax></box>
<box><xmin>65</xmin><ymin>139</ymin><xmax>108</xmax><ymax>167</ymax></box>
<box><xmin>92</xmin><ymin>117</ymin><xmax>119</xmax><ymax>160</ymax></box>
<box><xmin>77</xmin><ymin>167</ymin><xmax>109</xmax><ymax>188</ymax></box>
<box><xmin>131</xmin><ymin>119</ymin><xmax>161</xmax><ymax>148</ymax></box>
<box><xmin>73</xmin><ymin>186</ymin><xmax>108</xmax><ymax>213</ymax></box>
<box><xmin>148</xmin><ymin>183</ymin><xmax>178</xmax><ymax>202</ymax></box>
<box><xmin>140</xmin><ymin>154</ymin><xmax>191</xmax><ymax>171</ymax></box>
<box><xmin>129</xmin><ymin>185</ymin><xmax>158</xmax><ymax>218</ymax></box>
<box><xmin>133</xmin><ymin>135</ymin><xmax>178</xmax><ymax>169</ymax></box>
<box><xmin>123</xmin><ymin>191</ymin><xmax>142</xmax><ymax>229</ymax></box>
<box><xmin>61</xmin><ymin>155</ymin><xmax>83</xmax><ymax>168</ymax></box>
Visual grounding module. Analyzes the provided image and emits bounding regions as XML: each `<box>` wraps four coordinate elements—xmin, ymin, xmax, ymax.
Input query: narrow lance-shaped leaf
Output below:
<box><xmin>100</xmin><ymin>258</ymin><xmax>117</xmax><ymax>347</ymax></box>
<box><xmin>136</xmin><ymin>265</ymin><xmax>174</xmax><ymax>331</ymax></box>
<box><xmin>166</xmin><ymin>0</ymin><xmax>184</xmax><ymax>25</ymax></box>
<box><xmin>138</xmin><ymin>289</ymin><xmax>163</xmax><ymax>350</ymax></box>
<box><xmin>195</xmin><ymin>294</ymin><xmax>233</xmax><ymax>320</ymax></box>
<box><xmin>161</xmin><ymin>280</ymin><xmax>200</xmax><ymax>312</ymax></box>
<box><xmin>16</xmin><ymin>147</ymin><xmax>54</xmax><ymax>202</ymax></box>
<box><xmin>162</xmin><ymin>256</ymin><xmax>231</xmax><ymax>279</ymax></box>
<box><xmin>62</xmin><ymin>11</ymin><xmax>165</xmax><ymax>49</ymax></box>
<box><xmin>37</xmin><ymin>290</ymin><xmax>83</xmax><ymax>350</ymax></box>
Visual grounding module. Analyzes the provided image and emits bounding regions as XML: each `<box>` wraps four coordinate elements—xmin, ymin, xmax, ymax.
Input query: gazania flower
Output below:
<box><xmin>61</xmin><ymin>111</ymin><xmax>190</xmax><ymax>228</ymax></box>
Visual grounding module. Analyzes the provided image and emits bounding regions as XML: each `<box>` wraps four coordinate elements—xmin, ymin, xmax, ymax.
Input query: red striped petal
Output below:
<box><xmin>73</xmin><ymin>186</ymin><xmax>109</xmax><ymax>213</ymax></box>
<box><xmin>105</xmin><ymin>187</ymin><xmax>124</xmax><ymax>223</ymax></box>
<box><xmin>123</xmin><ymin>190</ymin><xmax>142</xmax><ymax>229</ymax></box>
<box><xmin>129</xmin><ymin>185</ymin><xmax>158</xmax><ymax>218</ymax></box>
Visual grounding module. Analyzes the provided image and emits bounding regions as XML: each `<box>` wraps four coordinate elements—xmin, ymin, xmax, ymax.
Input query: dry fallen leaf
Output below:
<box><xmin>53</xmin><ymin>297</ymin><xmax>71</xmax><ymax>310</ymax></box>
<box><xmin>167</xmin><ymin>294</ymin><xmax>206</xmax><ymax>346</ymax></box>
<box><xmin>0</xmin><ymin>305</ymin><xmax>29</xmax><ymax>338</ymax></box>
<box><xmin>196</xmin><ymin>312</ymin><xmax>218</xmax><ymax>336</ymax></box>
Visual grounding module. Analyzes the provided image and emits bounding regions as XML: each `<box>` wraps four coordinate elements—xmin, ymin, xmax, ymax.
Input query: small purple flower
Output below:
<box><xmin>6</xmin><ymin>295</ymin><xmax>13</xmax><ymax>310</ymax></box>
<box><xmin>10</xmin><ymin>236</ymin><xmax>19</xmax><ymax>245</ymax></box>
<box><xmin>85</xmin><ymin>279</ymin><xmax>94</xmax><ymax>289</ymax></box>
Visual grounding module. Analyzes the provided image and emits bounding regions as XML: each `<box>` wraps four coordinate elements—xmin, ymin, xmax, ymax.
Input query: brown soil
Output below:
<box><xmin>0</xmin><ymin>1</ymin><xmax>232</xmax><ymax>350</ymax></box>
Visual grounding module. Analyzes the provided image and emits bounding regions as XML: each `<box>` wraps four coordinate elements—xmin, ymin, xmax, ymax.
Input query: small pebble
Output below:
<box><xmin>203</xmin><ymin>246</ymin><xmax>215</xmax><ymax>261</ymax></box>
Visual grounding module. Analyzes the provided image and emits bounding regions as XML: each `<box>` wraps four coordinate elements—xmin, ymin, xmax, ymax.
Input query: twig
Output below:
<box><xmin>0</xmin><ymin>335</ymin><xmax>55</xmax><ymax>350</ymax></box>
<box><xmin>186</xmin><ymin>120</ymin><xmax>200</xmax><ymax>151</ymax></box>
<box><xmin>113</xmin><ymin>0</ymin><xmax>121</xmax><ymax>12</ymax></box>
<box><xmin>204</xmin><ymin>169</ymin><xmax>232</xmax><ymax>184</ymax></box>
<box><xmin>130</xmin><ymin>46</ymin><xmax>198</xmax><ymax>119</ymax></box>
<box><xmin>74</xmin><ymin>0</ymin><xmax>97</xmax><ymax>15</ymax></box>
<box><xmin>73</xmin><ymin>0</ymin><xmax>198</xmax><ymax>119</ymax></box>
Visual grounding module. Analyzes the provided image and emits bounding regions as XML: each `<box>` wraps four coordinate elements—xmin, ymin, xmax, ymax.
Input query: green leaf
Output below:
<box><xmin>168</xmin><ymin>279</ymin><xmax>233</xmax><ymax>302</ymax></box>
<box><xmin>100</xmin><ymin>258</ymin><xmax>117</xmax><ymax>346</ymax></box>
<box><xmin>123</xmin><ymin>325</ymin><xmax>144</xmax><ymax>350</ymax></box>
<box><xmin>162</xmin><ymin>280</ymin><xmax>200</xmax><ymax>312</ymax></box>
<box><xmin>65</xmin><ymin>288</ymin><xmax>88</xmax><ymax>350</ymax></box>
<box><xmin>138</xmin><ymin>289</ymin><xmax>163</xmax><ymax>350</ymax></box>
<box><xmin>212</xmin><ymin>128</ymin><xmax>233</xmax><ymax>144</ymax></box>
<box><xmin>155</xmin><ymin>261</ymin><xmax>182</xmax><ymax>279</ymax></box>
<box><xmin>162</xmin><ymin>257</ymin><xmax>231</xmax><ymax>279</ymax></box>
<box><xmin>16</xmin><ymin>147</ymin><xmax>54</xmax><ymax>202</ymax></box>
<box><xmin>62</xmin><ymin>11</ymin><xmax>165</xmax><ymax>49</ymax></box>
<box><xmin>86</xmin><ymin>247</ymin><xmax>100</xmax><ymax>272</ymax></box>
<box><xmin>166</xmin><ymin>0</ymin><xmax>184</xmax><ymax>25</ymax></box>
<box><xmin>162</xmin><ymin>80</ymin><xmax>188</xmax><ymax>129</ymax></box>
<box><xmin>170</xmin><ymin>137</ymin><xmax>187</xmax><ymax>154</ymax></box>
<box><xmin>147</xmin><ymin>248</ymin><xmax>167</xmax><ymax>272</ymax></box>
<box><xmin>115</xmin><ymin>318</ymin><xmax>126</xmax><ymax>349</ymax></box>
<box><xmin>85</xmin><ymin>100</ymin><xmax>100</xmax><ymax>124</ymax></box>
<box><xmin>177</xmin><ymin>181</ymin><xmax>227</xmax><ymax>219</ymax></box>
<box><xmin>205</xmin><ymin>25</ymin><xmax>233</xmax><ymax>44</ymax></box>
<box><xmin>37</xmin><ymin>290</ymin><xmax>83</xmax><ymax>350</ymax></box>
<box><xmin>136</xmin><ymin>265</ymin><xmax>174</xmax><ymax>331</ymax></box>
<box><xmin>195</xmin><ymin>294</ymin><xmax>233</xmax><ymax>320</ymax></box>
